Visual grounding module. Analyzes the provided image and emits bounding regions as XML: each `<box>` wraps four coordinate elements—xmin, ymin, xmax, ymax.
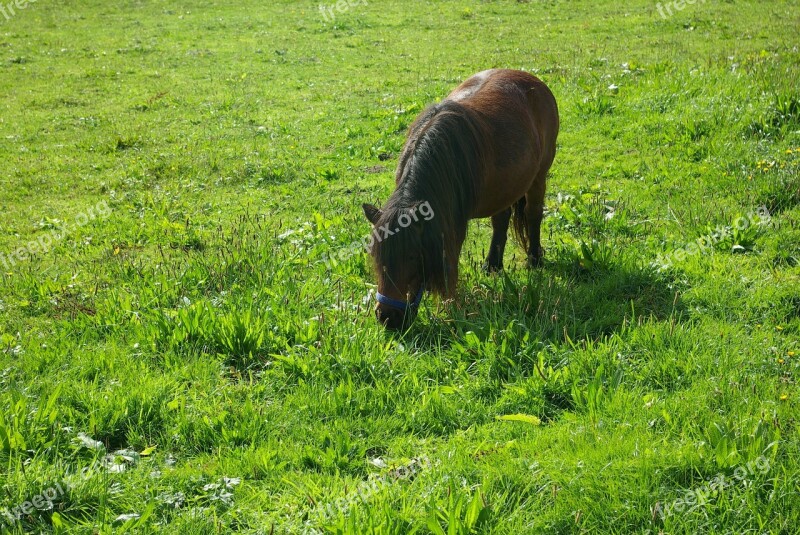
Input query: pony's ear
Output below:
<box><xmin>362</xmin><ymin>203</ymin><xmax>382</xmax><ymax>224</ymax></box>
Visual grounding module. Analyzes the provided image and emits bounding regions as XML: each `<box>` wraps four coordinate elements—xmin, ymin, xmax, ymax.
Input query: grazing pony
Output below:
<box><xmin>362</xmin><ymin>69</ymin><xmax>559</xmax><ymax>329</ymax></box>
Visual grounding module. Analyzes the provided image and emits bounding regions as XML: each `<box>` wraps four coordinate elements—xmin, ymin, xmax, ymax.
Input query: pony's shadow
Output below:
<box><xmin>400</xmin><ymin>256</ymin><xmax>687</xmax><ymax>350</ymax></box>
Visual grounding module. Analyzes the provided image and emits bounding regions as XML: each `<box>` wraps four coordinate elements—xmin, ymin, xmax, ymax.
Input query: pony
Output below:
<box><xmin>362</xmin><ymin>69</ymin><xmax>559</xmax><ymax>329</ymax></box>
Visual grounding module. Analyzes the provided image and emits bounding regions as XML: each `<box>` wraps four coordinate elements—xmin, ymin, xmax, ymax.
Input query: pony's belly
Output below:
<box><xmin>471</xmin><ymin>167</ymin><xmax>537</xmax><ymax>218</ymax></box>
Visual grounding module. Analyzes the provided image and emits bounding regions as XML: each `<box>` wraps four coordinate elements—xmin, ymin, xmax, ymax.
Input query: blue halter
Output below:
<box><xmin>376</xmin><ymin>286</ymin><xmax>424</xmax><ymax>311</ymax></box>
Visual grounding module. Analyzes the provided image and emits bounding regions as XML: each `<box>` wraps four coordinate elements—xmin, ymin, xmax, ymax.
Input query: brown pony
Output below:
<box><xmin>362</xmin><ymin>69</ymin><xmax>559</xmax><ymax>329</ymax></box>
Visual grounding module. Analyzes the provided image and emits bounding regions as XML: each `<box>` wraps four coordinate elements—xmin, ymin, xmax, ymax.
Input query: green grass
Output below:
<box><xmin>1</xmin><ymin>0</ymin><xmax>799</xmax><ymax>533</ymax></box>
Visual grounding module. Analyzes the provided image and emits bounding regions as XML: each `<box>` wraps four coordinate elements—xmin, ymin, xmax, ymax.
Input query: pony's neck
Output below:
<box><xmin>390</xmin><ymin>171</ymin><xmax>468</xmax><ymax>241</ymax></box>
<box><xmin>384</xmin><ymin>102</ymin><xmax>486</xmax><ymax>296</ymax></box>
<box><xmin>393</xmin><ymin>103</ymin><xmax>483</xmax><ymax>229</ymax></box>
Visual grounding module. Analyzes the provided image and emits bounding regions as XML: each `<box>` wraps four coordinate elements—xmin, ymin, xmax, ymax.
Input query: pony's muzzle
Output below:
<box><xmin>374</xmin><ymin>287</ymin><xmax>424</xmax><ymax>330</ymax></box>
<box><xmin>375</xmin><ymin>304</ymin><xmax>417</xmax><ymax>330</ymax></box>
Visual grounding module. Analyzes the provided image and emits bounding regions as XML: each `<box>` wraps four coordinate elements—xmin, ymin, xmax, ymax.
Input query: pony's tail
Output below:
<box><xmin>511</xmin><ymin>196</ymin><xmax>529</xmax><ymax>252</ymax></box>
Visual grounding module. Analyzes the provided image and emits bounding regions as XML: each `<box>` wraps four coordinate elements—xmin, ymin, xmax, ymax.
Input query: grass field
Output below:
<box><xmin>1</xmin><ymin>0</ymin><xmax>799</xmax><ymax>533</ymax></box>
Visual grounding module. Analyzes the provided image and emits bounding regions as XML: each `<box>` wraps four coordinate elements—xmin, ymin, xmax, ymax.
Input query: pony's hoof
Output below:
<box><xmin>527</xmin><ymin>249</ymin><xmax>544</xmax><ymax>268</ymax></box>
<box><xmin>482</xmin><ymin>262</ymin><xmax>503</xmax><ymax>273</ymax></box>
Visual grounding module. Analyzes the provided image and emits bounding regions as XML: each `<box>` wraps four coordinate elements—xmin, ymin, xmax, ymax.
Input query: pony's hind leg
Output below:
<box><xmin>526</xmin><ymin>171</ymin><xmax>547</xmax><ymax>267</ymax></box>
<box><xmin>483</xmin><ymin>208</ymin><xmax>512</xmax><ymax>272</ymax></box>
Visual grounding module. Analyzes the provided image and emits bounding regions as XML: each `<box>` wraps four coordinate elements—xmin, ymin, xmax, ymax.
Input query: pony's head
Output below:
<box><xmin>361</xmin><ymin>101</ymin><xmax>483</xmax><ymax>329</ymax></box>
<box><xmin>362</xmin><ymin>200</ymin><xmax>436</xmax><ymax>330</ymax></box>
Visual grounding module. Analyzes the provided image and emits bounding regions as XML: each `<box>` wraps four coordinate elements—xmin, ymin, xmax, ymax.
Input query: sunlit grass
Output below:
<box><xmin>0</xmin><ymin>0</ymin><xmax>799</xmax><ymax>533</ymax></box>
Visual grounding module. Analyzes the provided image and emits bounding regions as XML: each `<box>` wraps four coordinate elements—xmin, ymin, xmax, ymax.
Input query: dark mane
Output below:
<box><xmin>372</xmin><ymin>101</ymin><xmax>488</xmax><ymax>295</ymax></box>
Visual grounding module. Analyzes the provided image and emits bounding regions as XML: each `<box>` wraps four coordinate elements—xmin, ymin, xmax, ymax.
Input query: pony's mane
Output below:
<box><xmin>373</xmin><ymin>100</ymin><xmax>488</xmax><ymax>296</ymax></box>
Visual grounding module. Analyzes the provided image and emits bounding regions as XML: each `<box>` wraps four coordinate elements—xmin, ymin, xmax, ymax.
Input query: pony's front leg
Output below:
<box><xmin>483</xmin><ymin>208</ymin><xmax>512</xmax><ymax>272</ymax></box>
<box><xmin>442</xmin><ymin>236</ymin><xmax>465</xmax><ymax>299</ymax></box>
<box><xmin>444</xmin><ymin>262</ymin><xmax>459</xmax><ymax>299</ymax></box>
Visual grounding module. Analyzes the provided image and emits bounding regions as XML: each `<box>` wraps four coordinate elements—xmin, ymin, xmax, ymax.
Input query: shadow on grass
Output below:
<box><xmin>402</xmin><ymin>256</ymin><xmax>688</xmax><ymax>349</ymax></box>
